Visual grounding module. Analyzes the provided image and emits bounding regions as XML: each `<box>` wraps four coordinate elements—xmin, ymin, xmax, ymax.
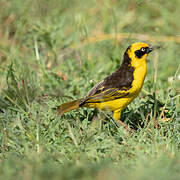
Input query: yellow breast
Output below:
<box><xmin>130</xmin><ymin>61</ymin><xmax>147</xmax><ymax>96</ymax></box>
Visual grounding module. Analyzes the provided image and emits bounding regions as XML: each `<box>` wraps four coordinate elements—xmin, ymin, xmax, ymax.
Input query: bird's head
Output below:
<box><xmin>124</xmin><ymin>42</ymin><xmax>155</xmax><ymax>68</ymax></box>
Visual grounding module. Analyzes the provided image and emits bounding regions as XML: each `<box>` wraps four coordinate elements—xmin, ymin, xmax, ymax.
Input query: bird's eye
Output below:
<box><xmin>135</xmin><ymin>47</ymin><xmax>147</xmax><ymax>58</ymax></box>
<box><xmin>141</xmin><ymin>47</ymin><xmax>146</xmax><ymax>52</ymax></box>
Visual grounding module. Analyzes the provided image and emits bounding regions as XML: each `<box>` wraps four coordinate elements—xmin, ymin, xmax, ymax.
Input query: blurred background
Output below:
<box><xmin>0</xmin><ymin>0</ymin><xmax>180</xmax><ymax>97</ymax></box>
<box><xmin>0</xmin><ymin>0</ymin><xmax>180</xmax><ymax>179</ymax></box>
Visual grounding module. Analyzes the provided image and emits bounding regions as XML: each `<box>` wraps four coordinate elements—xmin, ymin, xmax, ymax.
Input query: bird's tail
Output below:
<box><xmin>57</xmin><ymin>99</ymin><xmax>81</xmax><ymax>115</ymax></box>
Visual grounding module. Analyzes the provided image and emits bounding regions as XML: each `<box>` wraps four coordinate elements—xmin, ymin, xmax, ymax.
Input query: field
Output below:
<box><xmin>0</xmin><ymin>0</ymin><xmax>180</xmax><ymax>179</ymax></box>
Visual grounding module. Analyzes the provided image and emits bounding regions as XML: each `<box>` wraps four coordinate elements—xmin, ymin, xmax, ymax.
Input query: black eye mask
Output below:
<box><xmin>135</xmin><ymin>47</ymin><xmax>150</xmax><ymax>58</ymax></box>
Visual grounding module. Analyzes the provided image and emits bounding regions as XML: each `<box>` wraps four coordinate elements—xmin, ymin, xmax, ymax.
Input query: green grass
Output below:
<box><xmin>0</xmin><ymin>0</ymin><xmax>180</xmax><ymax>179</ymax></box>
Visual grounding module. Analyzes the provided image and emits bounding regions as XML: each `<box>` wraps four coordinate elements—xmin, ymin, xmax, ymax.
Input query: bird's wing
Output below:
<box><xmin>84</xmin><ymin>88</ymin><xmax>129</xmax><ymax>103</ymax></box>
<box><xmin>80</xmin><ymin>64</ymin><xmax>134</xmax><ymax>105</ymax></box>
<box><xmin>79</xmin><ymin>81</ymin><xmax>129</xmax><ymax>105</ymax></box>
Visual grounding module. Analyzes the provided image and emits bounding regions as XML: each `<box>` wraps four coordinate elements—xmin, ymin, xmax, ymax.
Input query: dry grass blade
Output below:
<box><xmin>71</xmin><ymin>33</ymin><xmax>180</xmax><ymax>49</ymax></box>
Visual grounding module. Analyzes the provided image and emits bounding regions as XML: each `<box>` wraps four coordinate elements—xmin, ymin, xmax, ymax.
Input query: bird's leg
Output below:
<box><xmin>113</xmin><ymin>110</ymin><xmax>134</xmax><ymax>132</ymax></box>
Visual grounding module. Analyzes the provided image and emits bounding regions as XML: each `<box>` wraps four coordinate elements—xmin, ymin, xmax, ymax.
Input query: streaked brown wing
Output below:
<box><xmin>83</xmin><ymin>88</ymin><xmax>129</xmax><ymax>103</ymax></box>
<box><xmin>79</xmin><ymin>80</ymin><xmax>129</xmax><ymax>105</ymax></box>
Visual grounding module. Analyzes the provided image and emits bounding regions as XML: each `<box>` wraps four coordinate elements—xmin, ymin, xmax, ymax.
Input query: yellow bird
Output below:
<box><xmin>57</xmin><ymin>42</ymin><xmax>155</xmax><ymax>129</ymax></box>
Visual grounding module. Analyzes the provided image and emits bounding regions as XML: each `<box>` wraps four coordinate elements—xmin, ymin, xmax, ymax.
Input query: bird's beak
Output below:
<box><xmin>147</xmin><ymin>45</ymin><xmax>161</xmax><ymax>53</ymax></box>
<box><xmin>146</xmin><ymin>46</ymin><xmax>153</xmax><ymax>53</ymax></box>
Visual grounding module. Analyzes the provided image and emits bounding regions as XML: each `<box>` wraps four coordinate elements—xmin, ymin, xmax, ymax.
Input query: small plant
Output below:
<box><xmin>1</xmin><ymin>63</ymin><xmax>40</xmax><ymax>112</ymax></box>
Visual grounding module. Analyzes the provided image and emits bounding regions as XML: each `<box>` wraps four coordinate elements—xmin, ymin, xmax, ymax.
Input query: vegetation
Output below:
<box><xmin>0</xmin><ymin>0</ymin><xmax>180</xmax><ymax>179</ymax></box>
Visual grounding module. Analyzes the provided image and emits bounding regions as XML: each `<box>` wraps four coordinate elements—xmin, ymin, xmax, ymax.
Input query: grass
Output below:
<box><xmin>0</xmin><ymin>0</ymin><xmax>180</xmax><ymax>179</ymax></box>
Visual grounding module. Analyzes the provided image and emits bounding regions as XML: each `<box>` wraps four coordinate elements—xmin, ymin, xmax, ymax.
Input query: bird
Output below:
<box><xmin>57</xmin><ymin>42</ymin><xmax>155</xmax><ymax>130</ymax></box>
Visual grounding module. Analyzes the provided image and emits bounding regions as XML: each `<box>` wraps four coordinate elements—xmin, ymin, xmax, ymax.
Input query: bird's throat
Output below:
<box><xmin>131</xmin><ymin>62</ymin><xmax>147</xmax><ymax>93</ymax></box>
